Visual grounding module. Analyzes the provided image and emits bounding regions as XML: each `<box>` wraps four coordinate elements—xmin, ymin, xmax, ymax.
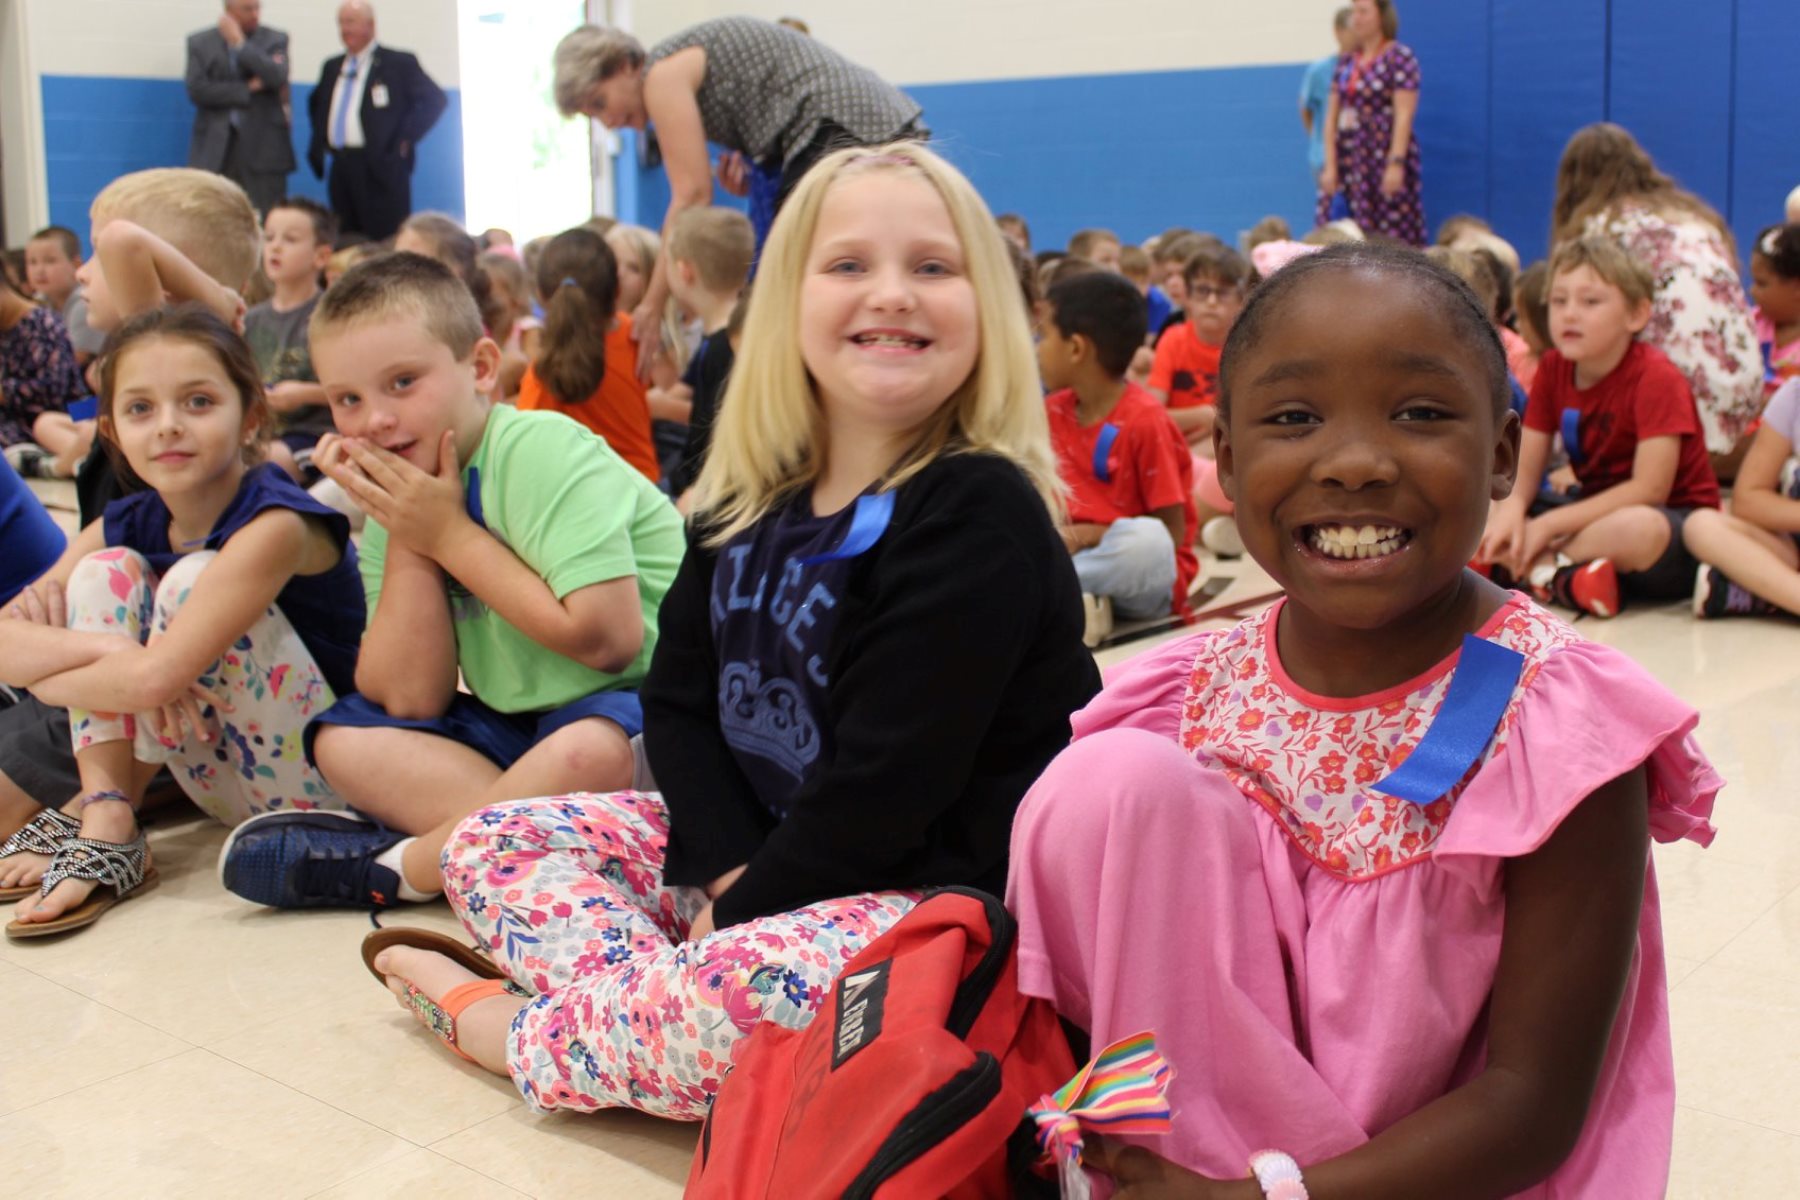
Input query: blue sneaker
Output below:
<box><xmin>219</xmin><ymin>810</ymin><xmax>407</xmax><ymax>909</ymax></box>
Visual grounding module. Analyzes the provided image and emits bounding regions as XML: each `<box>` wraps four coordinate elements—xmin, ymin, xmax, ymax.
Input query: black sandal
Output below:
<box><xmin>0</xmin><ymin>808</ymin><xmax>80</xmax><ymax>901</ymax></box>
<box><xmin>5</xmin><ymin>830</ymin><xmax>159</xmax><ymax>939</ymax></box>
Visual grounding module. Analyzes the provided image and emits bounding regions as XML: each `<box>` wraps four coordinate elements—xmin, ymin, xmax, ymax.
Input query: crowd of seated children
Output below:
<box><xmin>0</xmin><ymin>101</ymin><xmax>1787</xmax><ymax>1195</ymax></box>
<box><xmin>246</xmin><ymin>197</ymin><xmax>336</xmax><ymax>482</ymax></box>
<box><xmin>1039</xmin><ymin>270</ymin><xmax>1196</xmax><ymax>644</ymax></box>
<box><xmin>217</xmin><ymin>251</ymin><xmax>686</xmax><ymax>912</ymax></box>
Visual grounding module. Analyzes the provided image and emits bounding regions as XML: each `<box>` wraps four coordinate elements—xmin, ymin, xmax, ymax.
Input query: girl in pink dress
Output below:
<box><xmin>1008</xmin><ymin>244</ymin><xmax>1719</xmax><ymax>1198</ymax></box>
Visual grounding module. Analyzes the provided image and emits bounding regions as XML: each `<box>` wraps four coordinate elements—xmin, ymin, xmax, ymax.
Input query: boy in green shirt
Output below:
<box><xmin>220</xmin><ymin>252</ymin><xmax>686</xmax><ymax>909</ymax></box>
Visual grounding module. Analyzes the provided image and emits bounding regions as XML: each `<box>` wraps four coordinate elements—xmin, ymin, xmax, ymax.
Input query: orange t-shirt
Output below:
<box><xmin>1147</xmin><ymin>322</ymin><xmax>1223</xmax><ymax>409</ymax></box>
<box><xmin>516</xmin><ymin>314</ymin><xmax>660</xmax><ymax>481</ymax></box>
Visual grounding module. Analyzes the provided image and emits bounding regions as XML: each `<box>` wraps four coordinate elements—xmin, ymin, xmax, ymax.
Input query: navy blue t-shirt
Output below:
<box><xmin>709</xmin><ymin>489</ymin><xmax>886</xmax><ymax>817</ymax></box>
<box><xmin>102</xmin><ymin>463</ymin><xmax>365</xmax><ymax>696</ymax></box>
<box><xmin>1</xmin><ymin>458</ymin><xmax>65</xmax><ymax>606</ymax></box>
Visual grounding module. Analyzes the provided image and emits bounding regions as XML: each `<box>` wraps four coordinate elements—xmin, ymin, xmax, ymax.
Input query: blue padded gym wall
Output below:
<box><xmin>620</xmin><ymin>2</ymin><xmax>1797</xmax><ymax>268</ymax></box>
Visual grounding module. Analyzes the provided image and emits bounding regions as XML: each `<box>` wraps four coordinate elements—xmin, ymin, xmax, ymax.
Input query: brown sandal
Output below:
<box><xmin>361</xmin><ymin>925</ymin><xmax>505</xmax><ymax>986</ymax></box>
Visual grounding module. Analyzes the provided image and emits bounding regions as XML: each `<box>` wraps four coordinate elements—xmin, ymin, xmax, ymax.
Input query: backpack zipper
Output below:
<box><xmin>939</xmin><ymin>887</ymin><xmax>1015</xmax><ymax>1039</ymax></box>
<box><xmin>840</xmin><ymin>1052</ymin><xmax>1004</xmax><ymax>1200</ymax></box>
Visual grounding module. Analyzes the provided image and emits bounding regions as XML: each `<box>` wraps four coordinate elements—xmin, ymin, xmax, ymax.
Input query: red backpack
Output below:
<box><xmin>685</xmin><ymin>887</ymin><xmax>1077</xmax><ymax>1199</ymax></box>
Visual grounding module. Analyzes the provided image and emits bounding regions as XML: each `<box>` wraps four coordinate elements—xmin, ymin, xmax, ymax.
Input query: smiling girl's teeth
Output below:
<box><xmin>854</xmin><ymin>333</ymin><xmax>924</xmax><ymax>347</ymax></box>
<box><xmin>1308</xmin><ymin>524</ymin><xmax>1407</xmax><ymax>560</ymax></box>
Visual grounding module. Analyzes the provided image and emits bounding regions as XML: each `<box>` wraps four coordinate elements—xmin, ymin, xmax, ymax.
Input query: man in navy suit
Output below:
<box><xmin>307</xmin><ymin>1</ymin><xmax>447</xmax><ymax>240</ymax></box>
<box><xmin>187</xmin><ymin>0</ymin><xmax>295</xmax><ymax>215</ymax></box>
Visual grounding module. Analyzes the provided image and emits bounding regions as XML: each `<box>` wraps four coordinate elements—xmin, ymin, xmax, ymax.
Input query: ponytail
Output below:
<box><xmin>534</xmin><ymin>227</ymin><xmax>621</xmax><ymax>405</ymax></box>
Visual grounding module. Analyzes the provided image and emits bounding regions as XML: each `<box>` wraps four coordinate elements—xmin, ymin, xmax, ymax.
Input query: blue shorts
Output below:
<box><xmin>303</xmin><ymin>689</ymin><xmax>644</xmax><ymax>771</ymax></box>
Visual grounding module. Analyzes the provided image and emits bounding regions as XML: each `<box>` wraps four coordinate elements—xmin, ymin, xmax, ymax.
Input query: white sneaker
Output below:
<box><xmin>1201</xmin><ymin>515</ymin><xmax>1244</xmax><ymax>558</ymax></box>
<box><xmin>1081</xmin><ymin>593</ymin><xmax>1114</xmax><ymax>649</ymax></box>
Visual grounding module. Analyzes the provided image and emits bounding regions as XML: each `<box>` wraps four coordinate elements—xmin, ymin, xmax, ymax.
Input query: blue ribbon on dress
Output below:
<box><xmin>1092</xmin><ymin>422</ymin><xmax>1121</xmax><ymax>484</ymax></box>
<box><xmin>1370</xmin><ymin>635</ymin><xmax>1525</xmax><ymax>805</ymax></box>
<box><xmin>799</xmin><ymin>489</ymin><xmax>895</xmax><ymax>565</ymax></box>
<box><xmin>1560</xmin><ymin>409</ymin><xmax>1584</xmax><ymax>468</ymax></box>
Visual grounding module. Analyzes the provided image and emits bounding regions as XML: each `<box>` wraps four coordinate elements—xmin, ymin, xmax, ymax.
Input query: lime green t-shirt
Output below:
<box><xmin>358</xmin><ymin>404</ymin><xmax>686</xmax><ymax>713</ymax></box>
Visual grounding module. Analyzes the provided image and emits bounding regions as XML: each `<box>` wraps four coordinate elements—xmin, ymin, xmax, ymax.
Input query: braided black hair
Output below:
<box><xmin>1217</xmin><ymin>243</ymin><xmax>1511</xmax><ymax>422</ymax></box>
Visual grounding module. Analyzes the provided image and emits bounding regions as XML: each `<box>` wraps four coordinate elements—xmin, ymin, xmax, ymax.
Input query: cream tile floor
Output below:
<box><xmin>8</xmin><ymin>482</ymin><xmax>1798</xmax><ymax>1196</ymax></box>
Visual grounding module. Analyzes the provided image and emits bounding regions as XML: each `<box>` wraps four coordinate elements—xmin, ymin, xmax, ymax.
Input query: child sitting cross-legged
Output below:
<box><xmin>1040</xmin><ymin>271</ymin><xmax>1197</xmax><ymax>643</ymax></box>
<box><xmin>356</xmin><ymin>143</ymin><xmax>1101</xmax><ymax>1120</ymax></box>
<box><xmin>217</xmin><ymin>252</ymin><xmax>687</xmax><ymax>910</ymax></box>
<box><xmin>1479</xmin><ymin>237</ymin><xmax>1720</xmax><ymax>617</ymax></box>
<box><xmin>0</xmin><ymin>307</ymin><xmax>364</xmax><ymax>936</ymax></box>
<box><xmin>1009</xmin><ymin>244</ymin><xmax>1717</xmax><ymax>1197</ymax></box>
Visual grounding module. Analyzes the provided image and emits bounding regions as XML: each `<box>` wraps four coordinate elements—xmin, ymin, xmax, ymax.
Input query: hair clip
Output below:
<box><xmin>559</xmin><ymin>276</ymin><xmax>580</xmax><ymax>289</ymax></box>
<box><xmin>1762</xmin><ymin>230</ymin><xmax>1784</xmax><ymax>257</ymax></box>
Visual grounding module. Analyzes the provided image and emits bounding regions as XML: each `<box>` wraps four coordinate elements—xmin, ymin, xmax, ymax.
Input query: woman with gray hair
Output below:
<box><xmin>554</xmin><ymin>16</ymin><xmax>925</xmax><ymax>372</ymax></box>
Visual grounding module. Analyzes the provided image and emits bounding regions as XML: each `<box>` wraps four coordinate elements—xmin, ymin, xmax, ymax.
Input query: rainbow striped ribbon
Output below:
<box><xmin>1029</xmin><ymin>1030</ymin><xmax>1175</xmax><ymax>1169</ymax></box>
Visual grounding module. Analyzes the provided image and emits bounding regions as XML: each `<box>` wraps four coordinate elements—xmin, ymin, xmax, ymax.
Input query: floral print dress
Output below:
<box><xmin>0</xmin><ymin>305</ymin><xmax>84</xmax><ymax>447</ymax></box>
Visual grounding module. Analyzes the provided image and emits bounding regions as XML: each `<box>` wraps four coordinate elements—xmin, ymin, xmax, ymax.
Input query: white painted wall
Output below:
<box><xmin>629</xmin><ymin>0</ymin><xmax>1340</xmax><ymax>86</ymax></box>
<box><xmin>26</xmin><ymin>0</ymin><xmax>461</xmax><ymax>84</ymax></box>
<box><xmin>1</xmin><ymin>0</ymin><xmax>461</xmax><ymax>240</ymax></box>
<box><xmin>0</xmin><ymin>0</ymin><xmax>49</xmax><ymax>240</ymax></box>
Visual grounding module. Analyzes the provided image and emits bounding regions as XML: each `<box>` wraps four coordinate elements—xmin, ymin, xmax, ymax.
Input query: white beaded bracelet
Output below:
<box><xmin>1248</xmin><ymin>1149</ymin><xmax>1309</xmax><ymax>1200</ymax></box>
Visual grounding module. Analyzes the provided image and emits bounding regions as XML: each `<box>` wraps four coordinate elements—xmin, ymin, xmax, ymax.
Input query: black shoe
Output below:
<box><xmin>218</xmin><ymin>809</ymin><xmax>407</xmax><ymax>909</ymax></box>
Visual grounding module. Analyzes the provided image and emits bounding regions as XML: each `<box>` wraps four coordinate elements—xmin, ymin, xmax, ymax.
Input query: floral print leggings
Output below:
<box><xmin>66</xmin><ymin>548</ymin><xmax>345</xmax><ymax>826</ymax></box>
<box><xmin>443</xmin><ymin>791</ymin><xmax>917</xmax><ymax>1118</ymax></box>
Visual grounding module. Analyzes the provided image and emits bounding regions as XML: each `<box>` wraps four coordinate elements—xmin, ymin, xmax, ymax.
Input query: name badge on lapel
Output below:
<box><xmin>371</xmin><ymin>83</ymin><xmax>390</xmax><ymax>108</ymax></box>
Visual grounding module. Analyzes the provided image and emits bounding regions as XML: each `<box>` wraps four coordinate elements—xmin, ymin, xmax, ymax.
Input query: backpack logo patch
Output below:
<box><xmin>831</xmin><ymin>959</ymin><xmax>891</xmax><ymax>1070</ymax></box>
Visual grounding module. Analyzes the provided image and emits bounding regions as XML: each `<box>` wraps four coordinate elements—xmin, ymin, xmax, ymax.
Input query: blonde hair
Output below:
<box><xmin>606</xmin><ymin>222</ymin><xmax>689</xmax><ymax>370</ymax></box>
<box><xmin>1424</xmin><ymin>245</ymin><xmax>1499</xmax><ymax>319</ymax></box>
<box><xmin>552</xmin><ymin>25</ymin><xmax>646</xmax><ymax>117</ymax></box>
<box><xmin>90</xmin><ymin>168</ymin><xmax>260</xmax><ymax>291</ymax></box>
<box><xmin>1548</xmin><ymin>236</ymin><xmax>1656</xmax><ymax>308</ymax></box>
<box><xmin>691</xmin><ymin>142</ymin><xmax>1062</xmax><ymax>546</ymax></box>
<box><xmin>668</xmin><ymin>207</ymin><xmax>756</xmax><ymax>294</ymax></box>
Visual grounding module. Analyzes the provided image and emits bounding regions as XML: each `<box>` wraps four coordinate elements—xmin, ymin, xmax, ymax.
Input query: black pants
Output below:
<box><xmin>771</xmin><ymin>120</ymin><xmax>929</xmax><ymax>214</ymax></box>
<box><xmin>327</xmin><ymin>148</ymin><xmax>410</xmax><ymax>241</ymax></box>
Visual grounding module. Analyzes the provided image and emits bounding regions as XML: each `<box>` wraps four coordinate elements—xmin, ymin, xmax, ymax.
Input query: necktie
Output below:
<box><xmin>228</xmin><ymin>46</ymin><xmax>242</xmax><ymax>128</ymax></box>
<box><xmin>332</xmin><ymin>54</ymin><xmax>358</xmax><ymax>149</ymax></box>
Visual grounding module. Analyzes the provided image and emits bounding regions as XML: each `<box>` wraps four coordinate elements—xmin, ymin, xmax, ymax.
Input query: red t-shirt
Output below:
<box><xmin>1524</xmin><ymin>341</ymin><xmax>1719</xmax><ymax>510</ymax></box>
<box><xmin>1147</xmin><ymin>322</ymin><xmax>1223</xmax><ymax>410</ymax></box>
<box><xmin>1047</xmin><ymin>382</ymin><xmax>1199</xmax><ymax>612</ymax></box>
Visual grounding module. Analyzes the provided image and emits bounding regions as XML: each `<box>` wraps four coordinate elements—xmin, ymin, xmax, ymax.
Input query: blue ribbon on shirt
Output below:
<box><xmin>1370</xmin><ymin>635</ymin><xmax>1526</xmax><ymax>805</ymax></box>
<box><xmin>1092</xmin><ymin>423</ymin><xmax>1121</xmax><ymax>484</ymax></box>
<box><xmin>1560</xmin><ymin>409</ymin><xmax>1584</xmax><ymax>468</ymax></box>
<box><xmin>465</xmin><ymin>466</ymin><xmax>485</xmax><ymax>529</ymax></box>
<box><xmin>798</xmin><ymin>490</ymin><xmax>895</xmax><ymax>565</ymax></box>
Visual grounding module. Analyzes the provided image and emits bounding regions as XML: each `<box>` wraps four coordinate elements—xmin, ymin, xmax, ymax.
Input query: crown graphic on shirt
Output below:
<box><xmin>718</xmin><ymin>661</ymin><xmax>820</xmax><ymax>779</ymax></box>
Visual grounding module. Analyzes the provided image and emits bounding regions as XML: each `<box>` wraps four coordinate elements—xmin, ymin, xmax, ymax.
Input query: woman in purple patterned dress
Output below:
<box><xmin>1318</xmin><ymin>0</ymin><xmax>1425</xmax><ymax>245</ymax></box>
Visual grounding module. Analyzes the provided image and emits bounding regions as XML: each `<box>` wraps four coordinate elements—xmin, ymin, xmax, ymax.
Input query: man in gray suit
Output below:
<box><xmin>186</xmin><ymin>0</ymin><xmax>296</xmax><ymax>216</ymax></box>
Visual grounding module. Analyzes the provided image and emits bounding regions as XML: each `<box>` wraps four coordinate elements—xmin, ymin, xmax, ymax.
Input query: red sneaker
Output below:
<box><xmin>1548</xmin><ymin>558</ymin><xmax>1621</xmax><ymax>618</ymax></box>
